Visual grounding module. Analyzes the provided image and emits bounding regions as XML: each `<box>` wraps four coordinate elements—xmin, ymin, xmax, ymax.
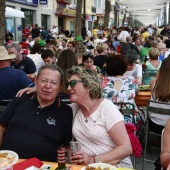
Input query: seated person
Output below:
<box><xmin>150</xmin><ymin>57</ymin><xmax>170</xmax><ymax>135</ymax></box>
<box><xmin>142</xmin><ymin>48</ymin><xmax>161</xmax><ymax>85</ymax></box>
<box><xmin>102</xmin><ymin>55</ymin><xmax>144</xmax><ymax>135</ymax></box>
<box><xmin>140</xmin><ymin>39</ymin><xmax>152</xmax><ymax>63</ymax></box>
<box><xmin>67</xmin><ymin>66</ymin><xmax>133</xmax><ymax>168</ymax></box>
<box><xmin>160</xmin><ymin>118</ymin><xmax>170</xmax><ymax>169</ymax></box>
<box><xmin>125</xmin><ymin>50</ymin><xmax>142</xmax><ymax>86</ymax></box>
<box><xmin>94</xmin><ymin>42</ymin><xmax>108</xmax><ymax>70</ymax></box>
<box><xmin>0</xmin><ymin>46</ymin><xmax>34</xmax><ymax>100</ymax></box>
<box><xmin>0</xmin><ymin>65</ymin><xmax>73</xmax><ymax>162</ymax></box>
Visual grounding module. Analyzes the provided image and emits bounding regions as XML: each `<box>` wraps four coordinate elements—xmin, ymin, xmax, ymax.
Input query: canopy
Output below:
<box><xmin>116</xmin><ymin>0</ymin><xmax>169</xmax><ymax>26</ymax></box>
<box><xmin>5</xmin><ymin>7</ymin><xmax>25</xmax><ymax>18</ymax></box>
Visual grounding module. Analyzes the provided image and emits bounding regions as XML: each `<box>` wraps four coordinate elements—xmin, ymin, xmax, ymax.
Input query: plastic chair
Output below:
<box><xmin>114</xmin><ymin>102</ymin><xmax>136</xmax><ymax>168</ymax></box>
<box><xmin>142</xmin><ymin>100</ymin><xmax>170</xmax><ymax>170</ymax></box>
<box><xmin>0</xmin><ymin>99</ymin><xmax>12</xmax><ymax>113</ymax></box>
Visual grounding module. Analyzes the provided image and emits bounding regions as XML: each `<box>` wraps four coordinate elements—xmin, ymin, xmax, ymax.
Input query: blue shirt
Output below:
<box><xmin>0</xmin><ymin>67</ymin><xmax>34</xmax><ymax>100</ymax></box>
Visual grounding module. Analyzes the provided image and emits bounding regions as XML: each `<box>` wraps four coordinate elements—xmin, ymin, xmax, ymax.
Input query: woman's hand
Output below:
<box><xmin>71</xmin><ymin>151</ymin><xmax>94</xmax><ymax>165</ymax></box>
<box><xmin>167</xmin><ymin>164</ymin><xmax>170</xmax><ymax>170</ymax></box>
<box><xmin>16</xmin><ymin>86</ymin><xmax>37</xmax><ymax>97</ymax></box>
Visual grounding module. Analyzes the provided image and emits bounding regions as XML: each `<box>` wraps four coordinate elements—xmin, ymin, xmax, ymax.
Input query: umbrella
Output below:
<box><xmin>5</xmin><ymin>7</ymin><xmax>25</xmax><ymax>18</ymax></box>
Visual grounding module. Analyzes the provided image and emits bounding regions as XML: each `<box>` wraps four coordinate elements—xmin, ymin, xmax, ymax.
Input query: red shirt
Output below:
<box><xmin>22</xmin><ymin>29</ymin><xmax>30</xmax><ymax>38</ymax></box>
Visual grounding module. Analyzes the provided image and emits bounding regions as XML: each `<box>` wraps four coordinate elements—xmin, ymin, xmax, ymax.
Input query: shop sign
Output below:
<box><xmin>39</xmin><ymin>0</ymin><xmax>47</xmax><ymax>5</ymax></box>
<box><xmin>7</xmin><ymin>0</ymin><xmax>38</xmax><ymax>6</ymax></box>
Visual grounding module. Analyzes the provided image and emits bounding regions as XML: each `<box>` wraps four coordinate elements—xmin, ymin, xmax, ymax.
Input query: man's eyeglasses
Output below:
<box><xmin>66</xmin><ymin>80</ymin><xmax>84</xmax><ymax>88</ymax></box>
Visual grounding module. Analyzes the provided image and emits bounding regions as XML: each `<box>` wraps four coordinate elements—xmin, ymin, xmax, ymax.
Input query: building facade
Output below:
<box><xmin>6</xmin><ymin>0</ymin><xmax>57</xmax><ymax>41</ymax></box>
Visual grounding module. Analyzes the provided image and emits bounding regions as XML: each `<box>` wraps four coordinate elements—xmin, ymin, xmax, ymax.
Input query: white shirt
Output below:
<box><xmin>51</xmin><ymin>28</ymin><xmax>57</xmax><ymax>38</ymax></box>
<box><xmin>118</xmin><ymin>31</ymin><xmax>130</xmax><ymax>43</ymax></box>
<box><xmin>27</xmin><ymin>53</ymin><xmax>44</xmax><ymax>72</ymax></box>
<box><xmin>125</xmin><ymin>64</ymin><xmax>142</xmax><ymax>79</ymax></box>
<box><xmin>70</xmin><ymin>99</ymin><xmax>133</xmax><ymax>168</ymax></box>
<box><xmin>26</xmin><ymin>40</ymin><xmax>34</xmax><ymax>48</ymax></box>
<box><xmin>87</xmin><ymin>30</ymin><xmax>92</xmax><ymax>37</ymax></box>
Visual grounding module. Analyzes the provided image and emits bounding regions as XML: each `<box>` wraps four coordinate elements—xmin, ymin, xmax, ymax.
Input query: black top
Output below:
<box><xmin>128</xmin><ymin>43</ymin><xmax>139</xmax><ymax>54</ymax></box>
<box><xmin>0</xmin><ymin>93</ymin><xmax>73</xmax><ymax>162</ymax></box>
<box><xmin>94</xmin><ymin>55</ymin><xmax>108</xmax><ymax>69</ymax></box>
<box><xmin>11</xmin><ymin>54</ymin><xmax>36</xmax><ymax>74</ymax></box>
<box><xmin>164</xmin><ymin>39</ymin><xmax>170</xmax><ymax>48</ymax></box>
<box><xmin>160</xmin><ymin>29</ymin><xmax>170</xmax><ymax>36</ymax></box>
<box><xmin>32</xmin><ymin>28</ymin><xmax>40</xmax><ymax>39</ymax></box>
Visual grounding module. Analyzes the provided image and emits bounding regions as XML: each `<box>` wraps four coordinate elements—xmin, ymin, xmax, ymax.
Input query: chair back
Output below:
<box><xmin>0</xmin><ymin>99</ymin><xmax>12</xmax><ymax>113</ymax></box>
<box><xmin>114</xmin><ymin>102</ymin><xmax>135</xmax><ymax>123</ymax></box>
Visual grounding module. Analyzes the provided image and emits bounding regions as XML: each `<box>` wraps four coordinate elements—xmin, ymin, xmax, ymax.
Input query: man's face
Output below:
<box><xmin>35</xmin><ymin>68</ymin><xmax>61</xmax><ymax>103</ymax></box>
<box><xmin>43</xmin><ymin>57</ymin><xmax>55</xmax><ymax>65</ymax></box>
<box><xmin>62</xmin><ymin>40</ymin><xmax>67</xmax><ymax>47</ymax></box>
<box><xmin>67</xmin><ymin>43</ymin><xmax>73</xmax><ymax>50</ymax></box>
<box><xmin>7</xmin><ymin>47</ymin><xmax>20</xmax><ymax>62</ymax></box>
<box><xmin>28</xmin><ymin>36</ymin><xmax>32</xmax><ymax>42</ymax></box>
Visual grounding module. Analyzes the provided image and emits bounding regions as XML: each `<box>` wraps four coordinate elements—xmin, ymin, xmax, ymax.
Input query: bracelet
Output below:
<box><xmin>96</xmin><ymin>155</ymin><xmax>102</xmax><ymax>163</ymax></box>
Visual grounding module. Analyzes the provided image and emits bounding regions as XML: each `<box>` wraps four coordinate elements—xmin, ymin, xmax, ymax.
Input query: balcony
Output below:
<box><xmin>57</xmin><ymin>0</ymin><xmax>71</xmax><ymax>4</ymax></box>
<box><xmin>91</xmin><ymin>6</ymin><xmax>96</xmax><ymax>13</ymax></box>
<box><xmin>56</xmin><ymin>8</ymin><xmax>76</xmax><ymax>17</ymax></box>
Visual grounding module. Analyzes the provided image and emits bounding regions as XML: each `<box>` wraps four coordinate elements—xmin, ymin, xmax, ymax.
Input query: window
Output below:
<box><xmin>98</xmin><ymin>0</ymin><xmax>101</xmax><ymax>8</ymax></box>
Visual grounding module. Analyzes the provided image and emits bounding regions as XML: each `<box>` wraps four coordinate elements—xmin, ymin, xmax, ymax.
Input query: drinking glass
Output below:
<box><xmin>69</xmin><ymin>141</ymin><xmax>81</xmax><ymax>156</ymax></box>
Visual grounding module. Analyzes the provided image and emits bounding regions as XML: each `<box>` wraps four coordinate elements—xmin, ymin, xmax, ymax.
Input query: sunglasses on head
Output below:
<box><xmin>66</xmin><ymin>79</ymin><xmax>84</xmax><ymax>88</ymax></box>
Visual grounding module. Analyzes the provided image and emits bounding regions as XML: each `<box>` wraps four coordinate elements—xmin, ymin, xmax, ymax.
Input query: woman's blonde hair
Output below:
<box><xmin>66</xmin><ymin>66</ymin><xmax>103</xmax><ymax>99</ymax></box>
<box><xmin>96</xmin><ymin>43</ymin><xmax>108</xmax><ymax>54</ymax></box>
<box><xmin>155</xmin><ymin>56</ymin><xmax>170</xmax><ymax>102</ymax></box>
<box><xmin>149</xmin><ymin>48</ymin><xmax>160</xmax><ymax>60</ymax></box>
<box><xmin>157</xmin><ymin>42</ymin><xmax>166</xmax><ymax>50</ymax></box>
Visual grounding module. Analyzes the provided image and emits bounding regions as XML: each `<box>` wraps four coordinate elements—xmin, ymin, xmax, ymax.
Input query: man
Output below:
<box><xmin>118</xmin><ymin>27</ymin><xmax>130</xmax><ymax>43</ymax></box>
<box><xmin>147</xmin><ymin>24</ymin><xmax>153</xmax><ymax>36</ymax></box>
<box><xmin>0</xmin><ymin>46</ymin><xmax>34</xmax><ymax>100</ymax></box>
<box><xmin>22</xmin><ymin>26</ymin><xmax>30</xmax><ymax>39</ymax></box>
<box><xmin>0</xmin><ymin>64</ymin><xmax>73</xmax><ymax>162</ymax></box>
<box><xmin>6</xmin><ymin>43</ymin><xmax>36</xmax><ymax>79</ymax></box>
<box><xmin>51</xmin><ymin>25</ymin><xmax>57</xmax><ymax>39</ymax></box>
<box><xmin>59</xmin><ymin>38</ymin><xmax>67</xmax><ymax>50</ymax></box>
<box><xmin>97</xmin><ymin>26</ymin><xmax>104</xmax><ymax>37</ymax></box>
<box><xmin>141</xmin><ymin>28</ymin><xmax>150</xmax><ymax>40</ymax></box>
<box><xmin>5</xmin><ymin>30</ymin><xmax>13</xmax><ymax>41</ymax></box>
<box><xmin>126</xmin><ymin>36</ymin><xmax>139</xmax><ymax>54</ymax></box>
<box><xmin>26</xmin><ymin>35</ymin><xmax>34</xmax><ymax>49</ymax></box>
<box><xmin>40</xmin><ymin>27</ymin><xmax>48</xmax><ymax>40</ymax></box>
<box><xmin>41</xmin><ymin>49</ymin><xmax>56</xmax><ymax>64</ymax></box>
<box><xmin>31</xmin><ymin>24</ymin><xmax>40</xmax><ymax>39</ymax></box>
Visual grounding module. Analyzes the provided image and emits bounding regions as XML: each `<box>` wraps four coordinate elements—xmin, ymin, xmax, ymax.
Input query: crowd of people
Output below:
<box><xmin>1</xmin><ymin>23</ymin><xmax>170</xmax><ymax>169</ymax></box>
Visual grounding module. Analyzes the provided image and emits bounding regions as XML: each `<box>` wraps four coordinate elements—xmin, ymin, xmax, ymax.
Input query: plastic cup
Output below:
<box><xmin>0</xmin><ymin>161</ymin><xmax>13</xmax><ymax>170</ymax></box>
<box><xmin>69</xmin><ymin>141</ymin><xmax>81</xmax><ymax>155</ymax></box>
<box><xmin>159</xmin><ymin>55</ymin><xmax>164</xmax><ymax>61</ymax></box>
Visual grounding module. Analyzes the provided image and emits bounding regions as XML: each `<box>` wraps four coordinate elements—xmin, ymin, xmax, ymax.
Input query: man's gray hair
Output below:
<box><xmin>6</xmin><ymin>43</ymin><xmax>21</xmax><ymax>52</ymax></box>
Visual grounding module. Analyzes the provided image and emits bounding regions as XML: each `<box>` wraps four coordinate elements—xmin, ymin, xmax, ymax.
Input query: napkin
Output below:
<box><xmin>13</xmin><ymin>157</ymin><xmax>43</xmax><ymax>170</ymax></box>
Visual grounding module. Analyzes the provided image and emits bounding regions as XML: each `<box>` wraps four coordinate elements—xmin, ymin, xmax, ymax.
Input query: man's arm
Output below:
<box><xmin>0</xmin><ymin>125</ymin><xmax>6</xmax><ymax>148</ymax></box>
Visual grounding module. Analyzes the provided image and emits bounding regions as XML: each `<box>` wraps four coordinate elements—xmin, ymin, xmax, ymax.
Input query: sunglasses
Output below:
<box><xmin>66</xmin><ymin>80</ymin><xmax>84</xmax><ymax>89</ymax></box>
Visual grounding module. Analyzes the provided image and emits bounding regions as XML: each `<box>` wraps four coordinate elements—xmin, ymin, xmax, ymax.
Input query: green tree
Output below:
<box><xmin>103</xmin><ymin>0</ymin><xmax>111</xmax><ymax>28</ymax></box>
<box><xmin>0</xmin><ymin>0</ymin><xmax>5</xmax><ymax>45</ymax></box>
<box><xmin>75</xmin><ymin>0</ymin><xmax>83</xmax><ymax>37</ymax></box>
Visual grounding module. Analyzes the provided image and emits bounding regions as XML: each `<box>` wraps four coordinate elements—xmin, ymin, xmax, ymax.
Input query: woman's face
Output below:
<box><xmin>83</xmin><ymin>57</ymin><xmax>93</xmax><ymax>69</ymax></box>
<box><xmin>67</xmin><ymin>74</ymin><xmax>89</xmax><ymax>103</ymax></box>
<box><xmin>135</xmin><ymin>39</ymin><xmax>140</xmax><ymax>46</ymax></box>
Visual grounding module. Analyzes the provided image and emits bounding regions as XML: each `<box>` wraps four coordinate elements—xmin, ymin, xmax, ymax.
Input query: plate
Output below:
<box><xmin>0</xmin><ymin>150</ymin><xmax>19</xmax><ymax>165</ymax></box>
<box><xmin>81</xmin><ymin>163</ymin><xmax>117</xmax><ymax>170</ymax></box>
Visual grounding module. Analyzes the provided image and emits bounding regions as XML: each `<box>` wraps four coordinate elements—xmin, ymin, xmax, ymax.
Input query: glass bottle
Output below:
<box><xmin>55</xmin><ymin>146</ymin><xmax>68</xmax><ymax>170</ymax></box>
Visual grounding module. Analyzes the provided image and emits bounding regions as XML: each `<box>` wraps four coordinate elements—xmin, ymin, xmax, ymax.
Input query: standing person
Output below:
<box><xmin>67</xmin><ymin>42</ymin><xmax>75</xmax><ymax>51</ymax></box>
<box><xmin>51</xmin><ymin>25</ymin><xmax>57</xmax><ymax>39</ymax></box>
<box><xmin>26</xmin><ymin>35</ymin><xmax>34</xmax><ymax>49</ymax></box>
<box><xmin>59</xmin><ymin>39</ymin><xmax>67</xmax><ymax>50</ymax></box>
<box><xmin>40</xmin><ymin>27</ymin><xmax>48</xmax><ymax>41</ymax></box>
<box><xmin>31</xmin><ymin>24</ymin><xmax>40</xmax><ymax>39</ymax></box>
<box><xmin>22</xmin><ymin>26</ymin><xmax>30</xmax><ymax>40</ymax></box>
<box><xmin>66</xmin><ymin>66</ymin><xmax>132</xmax><ymax>168</ymax></box>
<box><xmin>0</xmin><ymin>46</ymin><xmax>34</xmax><ymax>100</ymax></box>
<box><xmin>118</xmin><ymin>27</ymin><xmax>130</xmax><ymax>43</ymax></box>
<box><xmin>6</xmin><ymin>43</ymin><xmax>36</xmax><ymax>79</ymax></box>
<box><xmin>0</xmin><ymin>64</ymin><xmax>73</xmax><ymax>162</ymax></box>
<box><xmin>87</xmin><ymin>28</ymin><xmax>92</xmax><ymax>38</ymax></box>
<box><xmin>5</xmin><ymin>30</ymin><xmax>13</xmax><ymax>40</ymax></box>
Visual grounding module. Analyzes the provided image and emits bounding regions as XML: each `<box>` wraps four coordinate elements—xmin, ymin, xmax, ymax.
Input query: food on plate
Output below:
<box><xmin>0</xmin><ymin>152</ymin><xmax>15</xmax><ymax>168</ymax></box>
<box><xmin>85</xmin><ymin>166</ymin><xmax>110</xmax><ymax>170</ymax></box>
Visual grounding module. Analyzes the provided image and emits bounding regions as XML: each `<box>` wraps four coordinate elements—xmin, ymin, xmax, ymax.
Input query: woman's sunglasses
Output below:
<box><xmin>66</xmin><ymin>80</ymin><xmax>84</xmax><ymax>88</ymax></box>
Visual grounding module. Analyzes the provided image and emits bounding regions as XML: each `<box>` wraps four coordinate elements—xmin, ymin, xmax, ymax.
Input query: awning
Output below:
<box><xmin>5</xmin><ymin>7</ymin><xmax>25</xmax><ymax>18</ymax></box>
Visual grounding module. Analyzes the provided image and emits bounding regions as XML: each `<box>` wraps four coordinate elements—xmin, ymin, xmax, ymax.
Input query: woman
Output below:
<box><xmin>161</xmin><ymin>118</ymin><xmax>170</xmax><ymax>169</ymax></box>
<box><xmin>133</xmin><ymin>38</ymin><xmax>143</xmax><ymax>51</ymax></box>
<box><xmin>67</xmin><ymin>66</ymin><xmax>132</xmax><ymax>168</ymax></box>
<box><xmin>149</xmin><ymin>56</ymin><xmax>170</xmax><ymax>135</ymax></box>
<box><xmin>82</xmin><ymin>53</ymin><xmax>101</xmax><ymax>74</ymax></box>
<box><xmin>125</xmin><ymin>50</ymin><xmax>143</xmax><ymax>86</ymax></box>
<box><xmin>102</xmin><ymin>55</ymin><xmax>143</xmax><ymax>134</ymax></box>
<box><xmin>142</xmin><ymin>48</ymin><xmax>161</xmax><ymax>85</ymax></box>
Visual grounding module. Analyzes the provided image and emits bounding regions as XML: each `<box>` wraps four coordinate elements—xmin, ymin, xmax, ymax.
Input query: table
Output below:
<box><xmin>17</xmin><ymin>159</ymin><xmax>83</xmax><ymax>170</ymax></box>
<box><xmin>135</xmin><ymin>90</ymin><xmax>151</xmax><ymax>108</ymax></box>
